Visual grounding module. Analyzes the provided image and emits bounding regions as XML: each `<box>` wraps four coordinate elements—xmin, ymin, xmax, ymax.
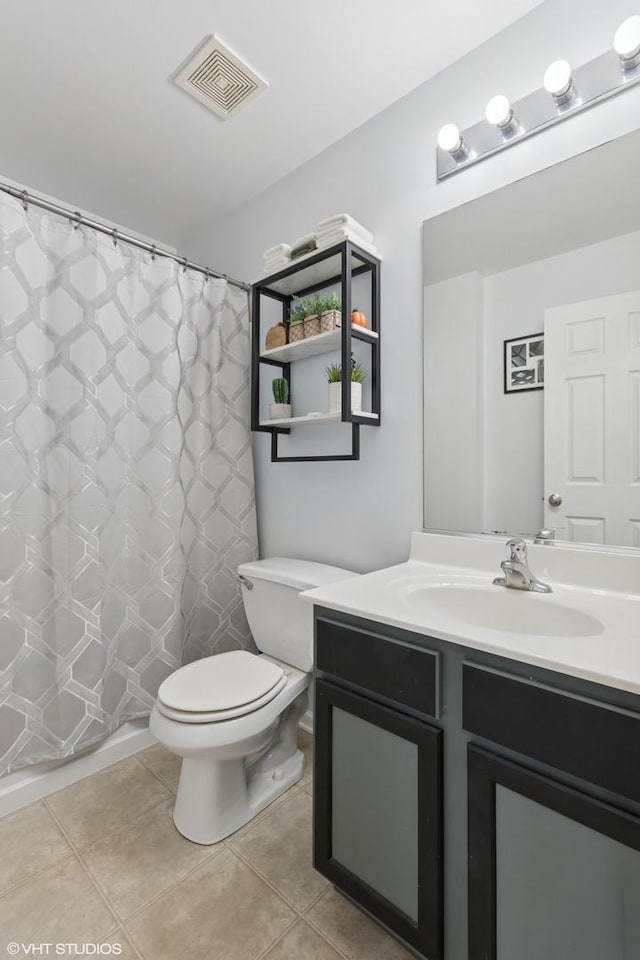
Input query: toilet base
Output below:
<box><xmin>173</xmin><ymin>747</ymin><xmax>305</xmax><ymax>845</ymax></box>
<box><xmin>170</xmin><ymin>690</ymin><xmax>309</xmax><ymax>845</ymax></box>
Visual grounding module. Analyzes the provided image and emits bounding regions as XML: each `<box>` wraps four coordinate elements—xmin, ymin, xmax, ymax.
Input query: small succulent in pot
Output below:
<box><xmin>325</xmin><ymin>360</ymin><xmax>366</xmax><ymax>414</ymax></box>
<box><xmin>272</xmin><ymin>378</ymin><xmax>289</xmax><ymax>403</ymax></box>
<box><xmin>269</xmin><ymin>377</ymin><xmax>292</xmax><ymax>420</ymax></box>
<box><xmin>325</xmin><ymin>361</ymin><xmax>367</xmax><ymax>382</ymax></box>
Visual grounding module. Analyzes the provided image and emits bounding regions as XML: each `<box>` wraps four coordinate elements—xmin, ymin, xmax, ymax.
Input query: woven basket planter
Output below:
<box><xmin>288</xmin><ymin>320</ymin><xmax>305</xmax><ymax>343</ymax></box>
<box><xmin>303</xmin><ymin>314</ymin><xmax>321</xmax><ymax>338</ymax></box>
<box><xmin>320</xmin><ymin>309</ymin><xmax>342</xmax><ymax>333</ymax></box>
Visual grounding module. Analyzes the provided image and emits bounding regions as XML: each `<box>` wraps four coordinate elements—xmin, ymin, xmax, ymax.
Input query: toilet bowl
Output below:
<box><xmin>150</xmin><ymin>557</ymin><xmax>355</xmax><ymax>844</ymax></box>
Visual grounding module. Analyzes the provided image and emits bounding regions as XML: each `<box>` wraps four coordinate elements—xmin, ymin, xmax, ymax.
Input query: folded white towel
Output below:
<box><xmin>264</xmin><ymin>254</ymin><xmax>291</xmax><ymax>267</ymax></box>
<box><xmin>316</xmin><ymin>215</ymin><xmax>374</xmax><ymax>245</ymax></box>
<box><xmin>263</xmin><ymin>258</ymin><xmax>291</xmax><ymax>275</ymax></box>
<box><xmin>290</xmin><ymin>233</ymin><xmax>316</xmax><ymax>250</ymax></box>
<box><xmin>316</xmin><ymin>226</ymin><xmax>375</xmax><ymax>249</ymax></box>
<box><xmin>316</xmin><ymin>229</ymin><xmax>378</xmax><ymax>256</ymax></box>
<box><xmin>263</xmin><ymin>242</ymin><xmax>291</xmax><ymax>260</ymax></box>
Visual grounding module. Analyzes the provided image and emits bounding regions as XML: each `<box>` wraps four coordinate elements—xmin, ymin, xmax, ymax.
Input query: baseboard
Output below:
<box><xmin>0</xmin><ymin>719</ymin><xmax>156</xmax><ymax>818</ymax></box>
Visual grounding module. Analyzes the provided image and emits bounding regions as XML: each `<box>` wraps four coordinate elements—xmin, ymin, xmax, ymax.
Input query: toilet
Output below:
<box><xmin>150</xmin><ymin>557</ymin><xmax>355</xmax><ymax>844</ymax></box>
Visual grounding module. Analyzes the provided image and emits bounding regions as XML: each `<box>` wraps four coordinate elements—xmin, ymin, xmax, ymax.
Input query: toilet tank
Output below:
<box><xmin>237</xmin><ymin>558</ymin><xmax>356</xmax><ymax>671</ymax></box>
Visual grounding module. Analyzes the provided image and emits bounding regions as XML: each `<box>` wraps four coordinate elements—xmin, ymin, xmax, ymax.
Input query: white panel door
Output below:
<box><xmin>544</xmin><ymin>292</ymin><xmax>640</xmax><ymax>546</ymax></box>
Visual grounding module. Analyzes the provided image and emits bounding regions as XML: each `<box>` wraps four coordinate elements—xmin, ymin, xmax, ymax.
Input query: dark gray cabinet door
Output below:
<box><xmin>468</xmin><ymin>746</ymin><xmax>640</xmax><ymax>960</ymax></box>
<box><xmin>314</xmin><ymin>679</ymin><xmax>443</xmax><ymax>959</ymax></box>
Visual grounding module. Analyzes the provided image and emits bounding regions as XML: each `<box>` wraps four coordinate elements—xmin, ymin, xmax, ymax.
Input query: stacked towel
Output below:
<box><xmin>315</xmin><ymin>215</ymin><xmax>377</xmax><ymax>255</ymax></box>
<box><xmin>290</xmin><ymin>233</ymin><xmax>317</xmax><ymax>259</ymax></box>
<box><xmin>316</xmin><ymin>226</ymin><xmax>378</xmax><ymax>257</ymax></box>
<box><xmin>316</xmin><ymin>215</ymin><xmax>374</xmax><ymax>246</ymax></box>
<box><xmin>263</xmin><ymin>242</ymin><xmax>292</xmax><ymax>275</ymax></box>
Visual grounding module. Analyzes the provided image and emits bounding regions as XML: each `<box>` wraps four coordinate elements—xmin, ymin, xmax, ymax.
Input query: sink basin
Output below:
<box><xmin>399</xmin><ymin>583</ymin><xmax>604</xmax><ymax>638</ymax></box>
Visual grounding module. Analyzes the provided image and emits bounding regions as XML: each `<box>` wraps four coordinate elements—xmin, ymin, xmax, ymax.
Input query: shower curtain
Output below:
<box><xmin>0</xmin><ymin>191</ymin><xmax>258</xmax><ymax>776</ymax></box>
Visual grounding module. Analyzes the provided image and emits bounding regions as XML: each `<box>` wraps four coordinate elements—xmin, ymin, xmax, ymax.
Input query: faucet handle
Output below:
<box><xmin>534</xmin><ymin>528</ymin><xmax>556</xmax><ymax>545</ymax></box>
<box><xmin>505</xmin><ymin>537</ymin><xmax>527</xmax><ymax>562</ymax></box>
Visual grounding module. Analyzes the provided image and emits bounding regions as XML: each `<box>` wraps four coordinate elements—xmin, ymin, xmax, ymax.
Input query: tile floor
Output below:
<box><xmin>0</xmin><ymin>731</ymin><xmax>412</xmax><ymax>960</ymax></box>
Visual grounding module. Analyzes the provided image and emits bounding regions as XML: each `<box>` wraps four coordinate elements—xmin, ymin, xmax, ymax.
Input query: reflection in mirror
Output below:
<box><xmin>423</xmin><ymin>128</ymin><xmax>640</xmax><ymax>549</ymax></box>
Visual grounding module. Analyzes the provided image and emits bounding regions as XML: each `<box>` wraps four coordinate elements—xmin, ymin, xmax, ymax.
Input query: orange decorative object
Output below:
<box><xmin>351</xmin><ymin>309</ymin><xmax>368</xmax><ymax>327</ymax></box>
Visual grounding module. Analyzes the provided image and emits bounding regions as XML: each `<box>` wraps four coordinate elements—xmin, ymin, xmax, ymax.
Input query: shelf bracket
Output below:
<box><xmin>270</xmin><ymin>423</ymin><xmax>360</xmax><ymax>462</ymax></box>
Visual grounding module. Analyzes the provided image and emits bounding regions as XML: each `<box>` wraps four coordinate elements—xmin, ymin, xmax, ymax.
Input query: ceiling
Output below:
<box><xmin>0</xmin><ymin>0</ymin><xmax>541</xmax><ymax>246</ymax></box>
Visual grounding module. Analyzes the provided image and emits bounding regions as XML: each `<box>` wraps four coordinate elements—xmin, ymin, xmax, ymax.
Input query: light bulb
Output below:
<box><xmin>437</xmin><ymin>123</ymin><xmax>462</xmax><ymax>153</ymax></box>
<box><xmin>485</xmin><ymin>95</ymin><xmax>513</xmax><ymax>128</ymax></box>
<box><xmin>544</xmin><ymin>59</ymin><xmax>573</xmax><ymax>98</ymax></box>
<box><xmin>614</xmin><ymin>15</ymin><xmax>640</xmax><ymax>63</ymax></box>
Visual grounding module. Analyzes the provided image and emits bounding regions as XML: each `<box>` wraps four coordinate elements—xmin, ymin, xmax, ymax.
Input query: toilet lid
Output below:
<box><xmin>157</xmin><ymin>651</ymin><xmax>284</xmax><ymax>714</ymax></box>
<box><xmin>156</xmin><ymin>673</ymin><xmax>289</xmax><ymax>723</ymax></box>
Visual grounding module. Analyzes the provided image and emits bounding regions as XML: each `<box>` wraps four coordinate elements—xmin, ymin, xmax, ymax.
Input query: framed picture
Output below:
<box><xmin>503</xmin><ymin>332</ymin><xmax>544</xmax><ymax>394</ymax></box>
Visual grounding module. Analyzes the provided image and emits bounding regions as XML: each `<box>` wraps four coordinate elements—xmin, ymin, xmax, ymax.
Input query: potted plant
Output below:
<box><xmin>320</xmin><ymin>292</ymin><xmax>342</xmax><ymax>333</ymax></box>
<box><xmin>269</xmin><ymin>377</ymin><xmax>292</xmax><ymax>419</ymax></box>
<box><xmin>303</xmin><ymin>295</ymin><xmax>323</xmax><ymax>338</ymax></box>
<box><xmin>288</xmin><ymin>300</ymin><xmax>307</xmax><ymax>343</ymax></box>
<box><xmin>325</xmin><ymin>360</ymin><xmax>366</xmax><ymax>414</ymax></box>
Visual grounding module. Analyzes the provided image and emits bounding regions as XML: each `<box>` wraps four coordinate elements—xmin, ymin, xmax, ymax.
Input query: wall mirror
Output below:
<box><xmin>423</xmin><ymin>127</ymin><xmax>640</xmax><ymax>549</ymax></box>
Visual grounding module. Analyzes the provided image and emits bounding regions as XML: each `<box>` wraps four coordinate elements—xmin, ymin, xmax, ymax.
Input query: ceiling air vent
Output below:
<box><xmin>174</xmin><ymin>35</ymin><xmax>268</xmax><ymax>120</ymax></box>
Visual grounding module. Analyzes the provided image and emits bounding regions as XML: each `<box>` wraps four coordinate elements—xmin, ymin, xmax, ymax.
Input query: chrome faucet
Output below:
<box><xmin>493</xmin><ymin>538</ymin><xmax>552</xmax><ymax>593</ymax></box>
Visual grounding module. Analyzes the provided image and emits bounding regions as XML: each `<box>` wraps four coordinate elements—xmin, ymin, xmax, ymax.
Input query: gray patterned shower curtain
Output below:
<box><xmin>0</xmin><ymin>191</ymin><xmax>258</xmax><ymax>776</ymax></box>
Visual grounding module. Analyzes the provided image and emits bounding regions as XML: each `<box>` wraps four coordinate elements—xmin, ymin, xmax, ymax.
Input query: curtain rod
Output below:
<box><xmin>0</xmin><ymin>182</ymin><xmax>251</xmax><ymax>293</ymax></box>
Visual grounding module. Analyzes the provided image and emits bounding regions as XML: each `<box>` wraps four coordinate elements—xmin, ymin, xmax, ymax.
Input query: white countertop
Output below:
<box><xmin>302</xmin><ymin>533</ymin><xmax>640</xmax><ymax>696</ymax></box>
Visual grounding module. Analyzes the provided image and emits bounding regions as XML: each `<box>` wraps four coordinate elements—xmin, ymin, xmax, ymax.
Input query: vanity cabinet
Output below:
<box><xmin>464</xmin><ymin>664</ymin><xmax>640</xmax><ymax>960</ymax></box>
<box><xmin>313</xmin><ymin>613</ymin><xmax>444</xmax><ymax>960</ymax></box>
<box><xmin>312</xmin><ymin>606</ymin><xmax>640</xmax><ymax>960</ymax></box>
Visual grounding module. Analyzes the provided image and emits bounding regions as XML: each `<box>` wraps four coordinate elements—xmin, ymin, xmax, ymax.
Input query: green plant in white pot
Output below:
<box><xmin>325</xmin><ymin>360</ymin><xmax>366</xmax><ymax>414</ymax></box>
<box><xmin>270</xmin><ymin>377</ymin><xmax>292</xmax><ymax>419</ymax></box>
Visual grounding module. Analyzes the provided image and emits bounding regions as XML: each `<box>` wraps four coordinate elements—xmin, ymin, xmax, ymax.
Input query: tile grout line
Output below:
<box><xmin>135</xmin><ymin>752</ymin><xmax>178</xmax><ymax>794</ymax></box>
<box><xmin>252</xmin><ymin>915</ymin><xmax>306</xmax><ymax>960</ymax></box>
<box><xmin>227</xmin><ymin>842</ymin><xmax>310</xmax><ymax>916</ymax></box>
<box><xmin>103</xmin><ymin>925</ymin><xmax>146</xmax><ymax>960</ymax></box>
<box><xmin>117</xmin><ymin>843</ymin><xmax>227</xmax><ymax>928</ymax></box>
<box><xmin>303</xmin><ymin>908</ymin><xmax>356</xmax><ymax>960</ymax></box>
<box><xmin>42</xmin><ymin>800</ymin><xmax>122</xmax><ymax>935</ymax></box>
<box><xmin>42</xmin><ymin>792</ymin><xmax>171</xmax><ymax>854</ymax></box>
<box><xmin>0</xmin><ymin>850</ymin><xmax>79</xmax><ymax>901</ymax></box>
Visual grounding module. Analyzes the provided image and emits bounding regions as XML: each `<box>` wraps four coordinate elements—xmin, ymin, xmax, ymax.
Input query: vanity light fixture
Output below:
<box><xmin>543</xmin><ymin>60</ymin><xmax>576</xmax><ymax>105</ymax></box>
<box><xmin>437</xmin><ymin>123</ymin><xmax>469</xmax><ymax>161</ymax></box>
<box><xmin>614</xmin><ymin>15</ymin><xmax>640</xmax><ymax>69</ymax></box>
<box><xmin>437</xmin><ymin>14</ymin><xmax>640</xmax><ymax>180</ymax></box>
<box><xmin>485</xmin><ymin>95</ymin><xmax>518</xmax><ymax>134</ymax></box>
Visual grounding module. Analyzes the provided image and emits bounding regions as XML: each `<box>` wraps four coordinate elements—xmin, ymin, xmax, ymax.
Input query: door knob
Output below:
<box><xmin>548</xmin><ymin>493</ymin><xmax>563</xmax><ymax>507</ymax></box>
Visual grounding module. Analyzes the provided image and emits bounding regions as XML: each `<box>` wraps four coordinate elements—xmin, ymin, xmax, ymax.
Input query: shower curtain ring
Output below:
<box><xmin>150</xmin><ymin>244</ymin><xmax>157</xmax><ymax>261</ymax></box>
<box><xmin>181</xmin><ymin>257</ymin><xmax>188</xmax><ymax>273</ymax></box>
<box><xmin>71</xmin><ymin>211</ymin><xmax>82</xmax><ymax>230</ymax></box>
<box><xmin>21</xmin><ymin>190</ymin><xmax>28</xmax><ymax>211</ymax></box>
<box><xmin>112</xmin><ymin>228</ymin><xmax>118</xmax><ymax>247</ymax></box>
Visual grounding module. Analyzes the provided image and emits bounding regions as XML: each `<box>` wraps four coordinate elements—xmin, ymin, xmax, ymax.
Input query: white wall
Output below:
<box><xmin>183</xmin><ymin>0</ymin><xmax>640</xmax><ymax>572</ymax></box>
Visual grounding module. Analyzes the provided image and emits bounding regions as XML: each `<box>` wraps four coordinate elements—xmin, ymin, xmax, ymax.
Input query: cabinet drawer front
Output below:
<box><xmin>315</xmin><ymin>617</ymin><xmax>438</xmax><ymax>718</ymax></box>
<box><xmin>463</xmin><ymin>664</ymin><xmax>640</xmax><ymax>802</ymax></box>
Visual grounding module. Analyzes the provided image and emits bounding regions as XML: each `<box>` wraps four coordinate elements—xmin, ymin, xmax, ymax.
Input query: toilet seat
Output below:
<box><xmin>156</xmin><ymin>650</ymin><xmax>286</xmax><ymax>724</ymax></box>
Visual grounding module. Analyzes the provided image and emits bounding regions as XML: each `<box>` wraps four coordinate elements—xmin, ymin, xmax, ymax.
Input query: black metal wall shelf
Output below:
<box><xmin>251</xmin><ymin>240</ymin><xmax>381</xmax><ymax>463</ymax></box>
